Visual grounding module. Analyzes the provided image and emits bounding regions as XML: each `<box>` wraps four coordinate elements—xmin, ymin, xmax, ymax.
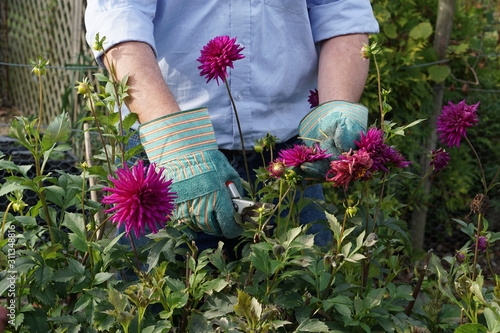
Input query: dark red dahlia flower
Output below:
<box><xmin>326</xmin><ymin>148</ymin><xmax>373</xmax><ymax>189</ymax></box>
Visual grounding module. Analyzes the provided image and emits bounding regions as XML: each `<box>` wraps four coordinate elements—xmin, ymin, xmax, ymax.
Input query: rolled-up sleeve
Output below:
<box><xmin>308</xmin><ymin>0</ymin><xmax>379</xmax><ymax>43</ymax></box>
<box><xmin>85</xmin><ymin>0</ymin><xmax>157</xmax><ymax>67</ymax></box>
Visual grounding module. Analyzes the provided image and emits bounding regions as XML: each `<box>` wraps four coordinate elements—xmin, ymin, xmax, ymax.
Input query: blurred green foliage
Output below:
<box><xmin>360</xmin><ymin>0</ymin><xmax>500</xmax><ymax>246</ymax></box>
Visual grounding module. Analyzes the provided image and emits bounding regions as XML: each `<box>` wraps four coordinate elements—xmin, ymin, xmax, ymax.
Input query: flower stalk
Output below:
<box><xmin>225</xmin><ymin>79</ymin><xmax>253</xmax><ymax>195</ymax></box>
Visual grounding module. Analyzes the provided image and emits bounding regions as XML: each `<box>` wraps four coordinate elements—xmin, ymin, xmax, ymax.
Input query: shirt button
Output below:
<box><xmin>235</xmin><ymin>93</ymin><xmax>243</xmax><ymax>100</ymax></box>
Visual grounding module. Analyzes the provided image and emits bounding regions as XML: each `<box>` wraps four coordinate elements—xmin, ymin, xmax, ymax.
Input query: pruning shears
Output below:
<box><xmin>226</xmin><ymin>181</ymin><xmax>275</xmax><ymax>221</ymax></box>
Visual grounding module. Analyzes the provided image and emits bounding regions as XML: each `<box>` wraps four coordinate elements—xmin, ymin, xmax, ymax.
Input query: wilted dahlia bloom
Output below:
<box><xmin>326</xmin><ymin>148</ymin><xmax>373</xmax><ymax>189</ymax></box>
<box><xmin>102</xmin><ymin>160</ymin><xmax>176</xmax><ymax>238</ymax></box>
<box><xmin>436</xmin><ymin>100</ymin><xmax>480</xmax><ymax>148</ymax></box>
<box><xmin>429</xmin><ymin>148</ymin><xmax>451</xmax><ymax>172</ymax></box>
<box><xmin>197</xmin><ymin>35</ymin><xmax>245</xmax><ymax>85</ymax></box>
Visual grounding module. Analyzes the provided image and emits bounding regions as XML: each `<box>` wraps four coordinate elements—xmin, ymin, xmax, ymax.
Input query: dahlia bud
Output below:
<box><xmin>76</xmin><ymin>81</ymin><xmax>92</xmax><ymax>95</ymax></box>
<box><xmin>93</xmin><ymin>33</ymin><xmax>106</xmax><ymax>52</ymax></box>
<box><xmin>12</xmin><ymin>201</ymin><xmax>27</xmax><ymax>213</ymax></box>
<box><xmin>429</xmin><ymin>148</ymin><xmax>450</xmax><ymax>172</ymax></box>
<box><xmin>360</xmin><ymin>41</ymin><xmax>380</xmax><ymax>60</ymax></box>
<box><xmin>268</xmin><ymin>160</ymin><xmax>285</xmax><ymax>179</ymax></box>
<box><xmin>30</xmin><ymin>57</ymin><xmax>49</xmax><ymax>77</ymax></box>
<box><xmin>254</xmin><ymin>144</ymin><xmax>264</xmax><ymax>154</ymax></box>
<box><xmin>455</xmin><ymin>251</ymin><xmax>466</xmax><ymax>263</ymax></box>
<box><xmin>345</xmin><ymin>206</ymin><xmax>358</xmax><ymax>218</ymax></box>
<box><xmin>475</xmin><ymin>236</ymin><xmax>489</xmax><ymax>252</ymax></box>
<box><xmin>256</xmin><ymin>206</ymin><xmax>266</xmax><ymax>215</ymax></box>
<box><xmin>285</xmin><ymin>169</ymin><xmax>297</xmax><ymax>181</ymax></box>
<box><xmin>360</xmin><ymin>46</ymin><xmax>370</xmax><ymax>60</ymax></box>
<box><xmin>32</xmin><ymin>66</ymin><xmax>46</xmax><ymax>77</ymax></box>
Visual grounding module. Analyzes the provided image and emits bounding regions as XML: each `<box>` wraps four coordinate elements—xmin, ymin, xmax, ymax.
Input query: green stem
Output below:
<box><xmin>33</xmin><ymin>74</ymin><xmax>55</xmax><ymax>243</ymax></box>
<box><xmin>265</xmin><ymin>269</ymin><xmax>281</xmax><ymax>297</ymax></box>
<box><xmin>485</xmin><ymin>249</ymin><xmax>495</xmax><ymax>279</ymax></box>
<box><xmin>137</xmin><ymin>307</ymin><xmax>145</xmax><ymax>333</ymax></box>
<box><xmin>129</xmin><ymin>234</ymin><xmax>143</xmax><ymax>275</ymax></box>
<box><xmin>103</xmin><ymin>49</ymin><xmax>128</xmax><ymax>164</ymax></box>
<box><xmin>471</xmin><ymin>213</ymin><xmax>483</xmax><ymax>281</ymax></box>
<box><xmin>86</xmin><ymin>92</ymin><xmax>113</xmax><ymax>174</ymax></box>
<box><xmin>81</xmin><ymin>168</ymin><xmax>88</xmax><ymax>228</ymax></box>
<box><xmin>487</xmin><ymin>165</ymin><xmax>500</xmax><ymax>192</ymax></box>
<box><xmin>370</xmin><ymin>173</ymin><xmax>387</xmax><ymax>235</ymax></box>
<box><xmin>465</xmin><ymin>136</ymin><xmax>487</xmax><ymax>194</ymax></box>
<box><xmin>224</xmin><ymin>79</ymin><xmax>254</xmax><ymax>196</ymax></box>
<box><xmin>404</xmin><ymin>250</ymin><xmax>432</xmax><ymax>316</ymax></box>
<box><xmin>405</xmin><ymin>169</ymin><xmax>433</xmax><ymax>212</ymax></box>
<box><xmin>37</xmin><ymin>75</ymin><xmax>43</xmax><ymax>133</ymax></box>
<box><xmin>262</xmin><ymin>180</ymin><xmax>292</xmax><ymax>230</ymax></box>
<box><xmin>336</xmin><ymin>211</ymin><xmax>349</xmax><ymax>257</ymax></box>
<box><xmin>373</xmin><ymin>54</ymin><xmax>384</xmax><ymax>125</ymax></box>
<box><xmin>321</xmin><ymin>265</ymin><xmax>339</xmax><ymax>300</ymax></box>
<box><xmin>0</xmin><ymin>202</ymin><xmax>13</xmax><ymax>241</ymax></box>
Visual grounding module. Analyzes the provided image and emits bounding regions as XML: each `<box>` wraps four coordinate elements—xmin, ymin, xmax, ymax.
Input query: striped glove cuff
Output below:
<box><xmin>138</xmin><ymin>107</ymin><xmax>217</xmax><ymax>164</ymax></box>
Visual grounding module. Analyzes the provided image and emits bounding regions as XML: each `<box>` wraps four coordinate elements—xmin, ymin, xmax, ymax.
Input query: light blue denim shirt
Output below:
<box><xmin>85</xmin><ymin>1</ymin><xmax>379</xmax><ymax>150</ymax></box>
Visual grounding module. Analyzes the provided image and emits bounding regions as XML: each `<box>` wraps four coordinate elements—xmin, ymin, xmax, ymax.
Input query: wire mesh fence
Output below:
<box><xmin>0</xmin><ymin>0</ymin><xmax>92</xmax><ymax>124</ymax></box>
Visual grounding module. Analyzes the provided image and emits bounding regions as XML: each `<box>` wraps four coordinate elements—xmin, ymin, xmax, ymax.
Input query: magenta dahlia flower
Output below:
<box><xmin>102</xmin><ymin>160</ymin><xmax>176</xmax><ymax>238</ymax></box>
<box><xmin>308</xmin><ymin>89</ymin><xmax>319</xmax><ymax>108</ymax></box>
<box><xmin>326</xmin><ymin>148</ymin><xmax>373</xmax><ymax>189</ymax></box>
<box><xmin>436</xmin><ymin>100</ymin><xmax>480</xmax><ymax>148</ymax></box>
<box><xmin>429</xmin><ymin>148</ymin><xmax>451</xmax><ymax>171</ymax></box>
<box><xmin>278</xmin><ymin>143</ymin><xmax>332</xmax><ymax>167</ymax></box>
<box><xmin>197</xmin><ymin>35</ymin><xmax>245</xmax><ymax>85</ymax></box>
<box><xmin>355</xmin><ymin>128</ymin><xmax>411</xmax><ymax>172</ymax></box>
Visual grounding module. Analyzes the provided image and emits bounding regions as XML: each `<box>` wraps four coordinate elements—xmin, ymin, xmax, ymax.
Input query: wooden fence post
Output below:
<box><xmin>410</xmin><ymin>0</ymin><xmax>456</xmax><ymax>250</ymax></box>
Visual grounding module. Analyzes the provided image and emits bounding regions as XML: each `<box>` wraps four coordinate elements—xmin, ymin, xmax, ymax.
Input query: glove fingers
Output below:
<box><xmin>300</xmin><ymin>160</ymin><xmax>331</xmax><ymax>178</ymax></box>
<box><xmin>214</xmin><ymin>189</ymin><xmax>244</xmax><ymax>239</ymax></box>
<box><xmin>174</xmin><ymin>192</ymin><xmax>222</xmax><ymax>235</ymax></box>
<box><xmin>173</xmin><ymin>189</ymin><xmax>243</xmax><ymax>238</ymax></box>
<box><xmin>332</xmin><ymin>121</ymin><xmax>362</xmax><ymax>153</ymax></box>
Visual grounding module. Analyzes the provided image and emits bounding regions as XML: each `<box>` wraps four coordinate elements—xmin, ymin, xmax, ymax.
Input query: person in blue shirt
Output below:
<box><xmin>85</xmin><ymin>1</ymin><xmax>379</xmax><ymax>249</ymax></box>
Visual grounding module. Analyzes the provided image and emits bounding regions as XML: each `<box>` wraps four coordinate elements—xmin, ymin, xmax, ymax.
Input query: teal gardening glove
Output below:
<box><xmin>298</xmin><ymin>100</ymin><xmax>368</xmax><ymax>176</ymax></box>
<box><xmin>139</xmin><ymin>107</ymin><xmax>243</xmax><ymax>238</ymax></box>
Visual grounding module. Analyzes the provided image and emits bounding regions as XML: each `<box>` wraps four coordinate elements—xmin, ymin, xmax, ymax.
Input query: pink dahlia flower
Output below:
<box><xmin>278</xmin><ymin>143</ymin><xmax>332</xmax><ymax>167</ymax></box>
<box><xmin>197</xmin><ymin>35</ymin><xmax>245</xmax><ymax>85</ymax></box>
<box><xmin>429</xmin><ymin>148</ymin><xmax>451</xmax><ymax>172</ymax></box>
<box><xmin>102</xmin><ymin>160</ymin><xmax>176</xmax><ymax>238</ymax></box>
<box><xmin>436</xmin><ymin>100</ymin><xmax>480</xmax><ymax>148</ymax></box>
<box><xmin>326</xmin><ymin>148</ymin><xmax>373</xmax><ymax>190</ymax></box>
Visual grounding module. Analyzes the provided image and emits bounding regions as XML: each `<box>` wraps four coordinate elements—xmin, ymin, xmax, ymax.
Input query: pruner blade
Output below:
<box><xmin>226</xmin><ymin>181</ymin><xmax>275</xmax><ymax>217</ymax></box>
